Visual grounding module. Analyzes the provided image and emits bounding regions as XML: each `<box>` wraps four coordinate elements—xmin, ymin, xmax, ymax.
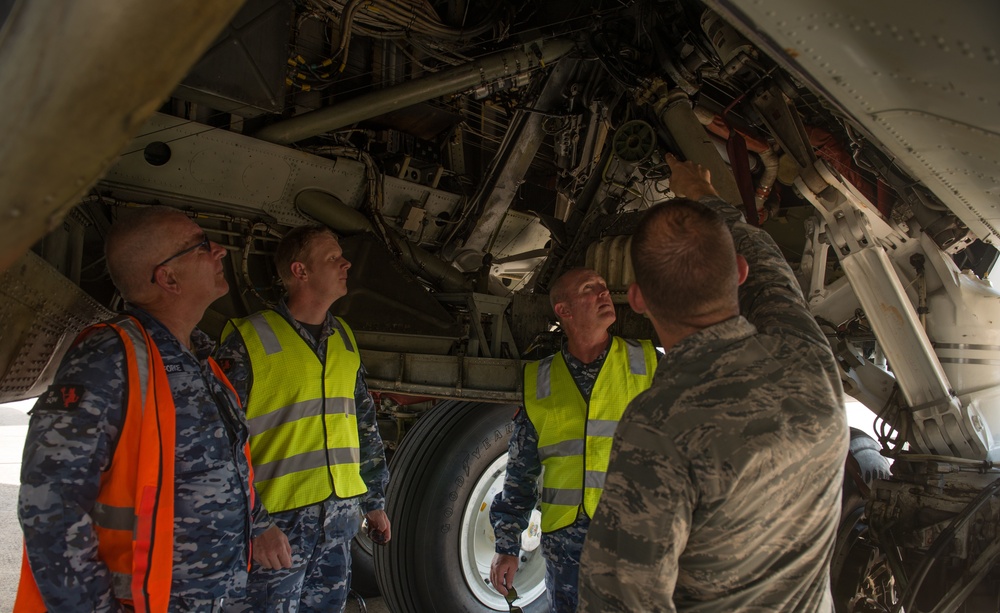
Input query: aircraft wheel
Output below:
<box><xmin>351</xmin><ymin>526</ymin><xmax>380</xmax><ymax>597</ymax></box>
<box><xmin>374</xmin><ymin>400</ymin><xmax>547</xmax><ymax>612</ymax></box>
<box><xmin>832</xmin><ymin>428</ymin><xmax>895</xmax><ymax>612</ymax></box>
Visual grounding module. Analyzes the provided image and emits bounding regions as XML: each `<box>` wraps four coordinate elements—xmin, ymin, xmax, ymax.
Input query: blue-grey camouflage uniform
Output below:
<box><xmin>578</xmin><ymin>197</ymin><xmax>849</xmax><ymax>612</ymax></box>
<box><xmin>490</xmin><ymin>339</ymin><xmax>609</xmax><ymax>613</ymax></box>
<box><xmin>215</xmin><ymin>300</ymin><xmax>389</xmax><ymax>613</ymax></box>
<box><xmin>19</xmin><ymin>307</ymin><xmax>267</xmax><ymax>612</ymax></box>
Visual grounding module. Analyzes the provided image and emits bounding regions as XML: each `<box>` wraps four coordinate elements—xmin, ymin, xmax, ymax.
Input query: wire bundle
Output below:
<box><xmin>302</xmin><ymin>0</ymin><xmax>503</xmax><ymax>72</ymax></box>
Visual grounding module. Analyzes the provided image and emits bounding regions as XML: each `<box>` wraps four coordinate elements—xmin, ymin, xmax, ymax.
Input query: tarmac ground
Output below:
<box><xmin>0</xmin><ymin>400</ymin><xmax>32</xmax><ymax>612</ymax></box>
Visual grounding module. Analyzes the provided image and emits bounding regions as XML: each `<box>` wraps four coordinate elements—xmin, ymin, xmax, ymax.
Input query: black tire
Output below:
<box><xmin>374</xmin><ymin>401</ymin><xmax>548</xmax><ymax>613</ymax></box>
<box><xmin>832</xmin><ymin>428</ymin><xmax>894</xmax><ymax>612</ymax></box>
<box><xmin>351</xmin><ymin>528</ymin><xmax>380</xmax><ymax>597</ymax></box>
<box><xmin>351</xmin><ymin>444</ymin><xmax>394</xmax><ymax>599</ymax></box>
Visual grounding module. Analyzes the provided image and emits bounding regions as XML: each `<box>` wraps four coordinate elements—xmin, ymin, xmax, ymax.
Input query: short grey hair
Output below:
<box><xmin>105</xmin><ymin>206</ymin><xmax>191</xmax><ymax>302</ymax></box>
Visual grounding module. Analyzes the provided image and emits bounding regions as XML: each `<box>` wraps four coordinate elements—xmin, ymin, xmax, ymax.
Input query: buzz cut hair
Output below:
<box><xmin>105</xmin><ymin>206</ymin><xmax>191</xmax><ymax>302</ymax></box>
<box><xmin>548</xmin><ymin>267</ymin><xmax>592</xmax><ymax>313</ymax></box>
<box><xmin>274</xmin><ymin>224</ymin><xmax>338</xmax><ymax>285</ymax></box>
<box><xmin>630</xmin><ymin>199</ymin><xmax>739</xmax><ymax>324</ymax></box>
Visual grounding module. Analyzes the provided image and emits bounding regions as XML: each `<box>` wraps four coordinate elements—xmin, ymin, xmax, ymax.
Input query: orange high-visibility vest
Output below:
<box><xmin>15</xmin><ymin>316</ymin><xmax>255</xmax><ymax>613</ymax></box>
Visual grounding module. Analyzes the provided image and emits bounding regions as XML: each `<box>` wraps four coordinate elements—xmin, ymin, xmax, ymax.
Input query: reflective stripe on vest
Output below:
<box><xmin>524</xmin><ymin>337</ymin><xmax>657</xmax><ymax>532</ymax></box>
<box><xmin>15</xmin><ymin>317</ymin><xmax>256</xmax><ymax>613</ymax></box>
<box><xmin>224</xmin><ymin>311</ymin><xmax>367</xmax><ymax>512</ymax></box>
<box><xmin>16</xmin><ymin>316</ymin><xmax>175</xmax><ymax>613</ymax></box>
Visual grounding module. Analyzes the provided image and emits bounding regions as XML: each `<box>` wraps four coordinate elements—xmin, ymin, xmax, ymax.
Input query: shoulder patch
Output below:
<box><xmin>36</xmin><ymin>384</ymin><xmax>86</xmax><ymax>412</ymax></box>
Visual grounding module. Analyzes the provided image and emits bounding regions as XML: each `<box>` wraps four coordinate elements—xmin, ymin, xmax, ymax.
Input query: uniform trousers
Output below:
<box><xmin>225</xmin><ymin>497</ymin><xmax>361</xmax><ymax>613</ymax></box>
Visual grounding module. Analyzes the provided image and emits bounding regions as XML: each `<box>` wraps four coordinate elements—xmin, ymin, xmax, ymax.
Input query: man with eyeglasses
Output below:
<box><xmin>16</xmin><ymin>206</ymin><xmax>277</xmax><ymax>612</ymax></box>
<box><xmin>489</xmin><ymin>268</ymin><xmax>658</xmax><ymax>613</ymax></box>
<box><xmin>215</xmin><ymin>225</ymin><xmax>390</xmax><ymax>613</ymax></box>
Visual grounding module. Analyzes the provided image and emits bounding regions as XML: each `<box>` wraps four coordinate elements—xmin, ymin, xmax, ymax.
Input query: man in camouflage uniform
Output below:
<box><xmin>578</xmin><ymin>155</ymin><xmax>849</xmax><ymax>612</ymax></box>
<box><xmin>17</xmin><ymin>207</ymin><xmax>278</xmax><ymax>611</ymax></box>
<box><xmin>215</xmin><ymin>225</ymin><xmax>390</xmax><ymax>613</ymax></box>
<box><xmin>489</xmin><ymin>268</ymin><xmax>657</xmax><ymax>613</ymax></box>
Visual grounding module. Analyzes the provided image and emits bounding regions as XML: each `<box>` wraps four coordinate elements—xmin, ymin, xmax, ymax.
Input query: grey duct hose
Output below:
<box><xmin>654</xmin><ymin>90</ymin><xmax>743</xmax><ymax>205</ymax></box>
<box><xmin>296</xmin><ymin>189</ymin><xmax>470</xmax><ymax>292</ymax></box>
<box><xmin>255</xmin><ymin>39</ymin><xmax>575</xmax><ymax>145</ymax></box>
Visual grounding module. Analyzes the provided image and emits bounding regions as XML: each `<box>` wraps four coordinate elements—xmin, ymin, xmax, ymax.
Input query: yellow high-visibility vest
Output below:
<box><xmin>223</xmin><ymin>311</ymin><xmax>367</xmax><ymax>512</ymax></box>
<box><xmin>523</xmin><ymin>337</ymin><xmax>656</xmax><ymax>532</ymax></box>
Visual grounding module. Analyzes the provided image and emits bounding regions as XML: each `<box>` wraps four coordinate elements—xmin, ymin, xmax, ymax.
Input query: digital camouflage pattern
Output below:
<box><xmin>578</xmin><ymin>197</ymin><xmax>849</xmax><ymax>612</ymax></box>
<box><xmin>19</xmin><ymin>307</ymin><xmax>265</xmax><ymax>612</ymax></box>
<box><xmin>490</xmin><ymin>340</ymin><xmax>608</xmax><ymax>613</ymax></box>
<box><xmin>215</xmin><ymin>300</ymin><xmax>389</xmax><ymax>613</ymax></box>
<box><xmin>225</xmin><ymin>498</ymin><xmax>362</xmax><ymax>613</ymax></box>
<box><xmin>540</xmin><ymin>514</ymin><xmax>590</xmax><ymax>613</ymax></box>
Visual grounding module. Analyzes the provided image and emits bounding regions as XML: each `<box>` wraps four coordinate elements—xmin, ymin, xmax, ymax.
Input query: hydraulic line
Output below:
<box><xmin>295</xmin><ymin>189</ymin><xmax>470</xmax><ymax>292</ymax></box>
<box><xmin>255</xmin><ymin>40</ymin><xmax>574</xmax><ymax>145</ymax></box>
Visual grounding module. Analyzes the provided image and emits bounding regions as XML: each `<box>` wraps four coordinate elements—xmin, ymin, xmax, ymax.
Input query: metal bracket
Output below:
<box><xmin>436</xmin><ymin>293</ymin><xmax>518</xmax><ymax>359</ymax></box>
<box><xmin>795</xmin><ymin>159</ymin><xmax>990</xmax><ymax>458</ymax></box>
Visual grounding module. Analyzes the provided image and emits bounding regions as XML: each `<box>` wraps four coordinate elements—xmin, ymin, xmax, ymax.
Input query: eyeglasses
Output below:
<box><xmin>150</xmin><ymin>233</ymin><xmax>212</xmax><ymax>283</ymax></box>
<box><xmin>504</xmin><ymin>586</ymin><xmax>523</xmax><ymax>613</ymax></box>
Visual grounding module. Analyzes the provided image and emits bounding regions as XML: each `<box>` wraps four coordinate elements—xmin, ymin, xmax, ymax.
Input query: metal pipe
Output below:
<box><xmin>0</xmin><ymin>0</ymin><xmax>245</xmax><ymax>273</ymax></box>
<box><xmin>296</xmin><ymin>190</ymin><xmax>470</xmax><ymax>292</ymax></box>
<box><xmin>255</xmin><ymin>39</ymin><xmax>575</xmax><ymax>145</ymax></box>
<box><xmin>653</xmin><ymin>89</ymin><xmax>742</xmax><ymax>205</ymax></box>
<box><xmin>296</xmin><ymin>190</ymin><xmax>374</xmax><ymax>235</ymax></box>
<box><xmin>755</xmin><ymin>148</ymin><xmax>779</xmax><ymax>211</ymax></box>
<box><xmin>458</xmin><ymin>57</ymin><xmax>580</xmax><ymax>261</ymax></box>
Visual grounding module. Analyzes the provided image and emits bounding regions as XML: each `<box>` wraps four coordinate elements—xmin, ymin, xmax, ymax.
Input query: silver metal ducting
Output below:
<box><xmin>295</xmin><ymin>189</ymin><xmax>470</xmax><ymax>292</ymax></box>
<box><xmin>651</xmin><ymin>88</ymin><xmax>742</xmax><ymax>205</ymax></box>
<box><xmin>255</xmin><ymin>39</ymin><xmax>575</xmax><ymax>145</ymax></box>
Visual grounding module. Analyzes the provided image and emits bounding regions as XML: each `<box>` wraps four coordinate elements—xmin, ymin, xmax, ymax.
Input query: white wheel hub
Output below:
<box><xmin>458</xmin><ymin>452</ymin><xmax>547</xmax><ymax>610</ymax></box>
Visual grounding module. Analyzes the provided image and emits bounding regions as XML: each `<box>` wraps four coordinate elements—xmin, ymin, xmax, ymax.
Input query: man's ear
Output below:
<box><xmin>153</xmin><ymin>267</ymin><xmax>183</xmax><ymax>295</ymax></box>
<box><xmin>553</xmin><ymin>301</ymin><xmax>570</xmax><ymax>320</ymax></box>
<box><xmin>290</xmin><ymin>261</ymin><xmax>308</xmax><ymax>281</ymax></box>
<box><xmin>627</xmin><ymin>282</ymin><xmax>647</xmax><ymax>315</ymax></box>
<box><xmin>736</xmin><ymin>254</ymin><xmax>749</xmax><ymax>286</ymax></box>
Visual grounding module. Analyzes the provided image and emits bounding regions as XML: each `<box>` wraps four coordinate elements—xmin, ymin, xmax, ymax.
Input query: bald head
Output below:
<box><xmin>105</xmin><ymin>206</ymin><xmax>193</xmax><ymax>303</ymax></box>
<box><xmin>631</xmin><ymin>199</ymin><xmax>740</xmax><ymax>325</ymax></box>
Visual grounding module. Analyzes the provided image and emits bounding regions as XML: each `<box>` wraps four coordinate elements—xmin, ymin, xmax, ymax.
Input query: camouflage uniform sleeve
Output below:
<box><xmin>18</xmin><ymin>327</ymin><xmax>129</xmax><ymax>613</ymax></box>
<box><xmin>490</xmin><ymin>409</ymin><xmax>541</xmax><ymax>556</ymax></box>
<box><xmin>578</xmin><ymin>408</ymin><xmax>696</xmax><ymax>612</ymax></box>
<box><xmin>213</xmin><ymin>327</ymin><xmax>252</xmax><ymax>408</ymax></box>
<box><xmin>700</xmin><ymin>196</ymin><xmax>827</xmax><ymax>348</ymax></box>
<box><xmin>357</xmin><ymin>365</ymin><xmax>389</xmax><ymax>514</ymax></box>
<box><xmin>249</xmin><ymin>478</ymin><xmax>274</xmax><ymax>538</ymax></box>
